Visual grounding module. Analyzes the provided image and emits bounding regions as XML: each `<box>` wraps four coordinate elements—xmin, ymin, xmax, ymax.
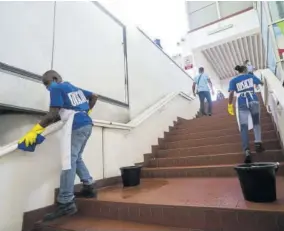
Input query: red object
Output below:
<box><xmin>278</xmin><ymin>48</ymin><xmax>284</xmax><ymax>58</ymax></box>
<box><xmin>185</xmin><ymin>64</ymin><xmax>193</xmax><ymax>70</ymax></box>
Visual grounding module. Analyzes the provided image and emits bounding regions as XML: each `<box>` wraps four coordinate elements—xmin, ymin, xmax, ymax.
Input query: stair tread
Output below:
<box><xmin>159</xmin><ymin>139</ymin><xmax>279</xmax><ymax>152</ymax></box>
<box><xmin>40</xmin><ymin>216</ymin><xmax>187</xmax><ymax>230</ymax></box>
<box><xmin>80</xmin><ymin>178</ymin><xmax>284</xmax><ymax>212</ymax></box>
<box><xmin>164</xmin><ymin>130</ymin><xmax>275</xmax><ymax>144</ymax></box>
<box><xmin>143</xmin><ymin>162</ymin><xmax>284</xmax><ymax>170</ymax></box>
<box><xmin>154</xmin><ymin>149</ymin><xmax>283</xmax><ymax>160</ymax></box>
<box><xmin>171</xmin><ymin>121</ymin><xmax>272</xmax><ymax>134</ymax></box>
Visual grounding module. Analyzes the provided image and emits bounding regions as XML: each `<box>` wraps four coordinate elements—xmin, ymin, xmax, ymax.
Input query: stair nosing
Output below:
<box><xmin>158</xmin><ymin>139</ymin><xmax>279</xmax><ymax>153</ymax></box>
<box><xmin>177</xmin><ymin>115</ymin><xmax>271</xmax><ymax>127</ymax></box>
<box><xmin>169</xmin><ymin>121</ymin><xmax>273</xmax><ymax>135</ymax></box>
<box><xmin>152</xmin><ymin>149</ymin><xmax>283</xmax><ymax>160</ymax></box>
<box><xmin>143</xmin><ymin>162</ymin><xmax>284</xmax><ymax>170</ymax></box>
<box><xmin>164</xmin><ymin>130</ymin><xmax>276</xmax><ymax>144</ymax></box>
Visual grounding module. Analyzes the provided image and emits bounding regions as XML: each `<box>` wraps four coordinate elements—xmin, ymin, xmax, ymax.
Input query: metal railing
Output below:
<box><xmin>262</xmin><ymin>74</ymin><xmax>284</xmax><ymax>148</ymax></box>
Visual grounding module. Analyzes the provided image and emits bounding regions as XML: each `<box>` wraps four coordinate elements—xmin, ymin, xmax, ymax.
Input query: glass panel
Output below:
<box><xmin>268</xmin><ymin>1</ymin><xmax>284</xmax><ymax>22</ymax></box>
<box><xmin>256</xmin><ymin>1</ymin><xmax>261</xmax><ymax>19</ymax></box>
<box><xmin>188</xmin><ymin>3</ymin><xmax>218</xmax><ymax>30</ymax></box>
<box><xmin>261</xmin><ymin>4</ymin><xmax>269</xmax><ymax>58</ymax></box>
<box><xmin>267</xmin><ymin>29</ymin><xmax>277</xmax><ymax>76</ymax></box>
<box><xmin>186</xmin><ymin>1</ymin><xmax>215</xmax><ymax>14</ymax></box>
<box><xmin>272</xmin><ymin>21</ymin><xmax>284</xmax><ymax>59</ymax></box>
<box><xmin>219</xmin><ymin>1</ymin><xmax>253</xmax><ymax>18</ymax></box>
<box><xmin>276</xmin><ymin>61</ymin><xmax>284</xmax><ymax>81</ymax></box>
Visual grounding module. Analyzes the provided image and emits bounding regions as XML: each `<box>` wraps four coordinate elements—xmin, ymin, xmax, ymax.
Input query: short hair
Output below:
<box><xmin>42</xmin><ymin>70</ymin><xmax>62</xmax><ymax>82</ymax></box>
<box><xmin>235</xmin><ymin>65</ymin><xmax>247</xmax><ymax>73</ymax></box>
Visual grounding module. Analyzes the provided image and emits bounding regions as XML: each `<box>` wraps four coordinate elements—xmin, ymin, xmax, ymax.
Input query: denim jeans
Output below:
<box><xmin>57</xmin><ymin>124</ymin><xmax>93</xmax><ymax>204</ymax></box>
<box><xmin>239</xmin><ymin>101</ymin><xmax>261</xmax><ymax>151</ymax></box>
<box><xmin>198</xmin><ymin>91</ymin><xmax>212</xmax><ymax>115</ymax></box>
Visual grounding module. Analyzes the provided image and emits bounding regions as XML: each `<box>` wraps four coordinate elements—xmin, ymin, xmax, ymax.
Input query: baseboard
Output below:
<box><xmin>22</xmin><ymin>176</ymin><xmax>122</xmax><ymax>231</ymax></box>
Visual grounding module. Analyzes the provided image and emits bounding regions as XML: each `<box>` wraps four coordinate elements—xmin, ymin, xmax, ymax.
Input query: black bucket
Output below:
<box><xmin>120</xmin><ymin>165</ymin><xmax>142</xmax><ymax>187</ymax></box>
<box><xmin>234</xmin><ymin>162</ymin><xmax>279</xmax><ymax>203</ymax></box>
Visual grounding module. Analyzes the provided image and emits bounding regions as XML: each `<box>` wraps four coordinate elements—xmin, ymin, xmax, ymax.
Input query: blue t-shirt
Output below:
<box><xmin>228</xmin><ymin>74</ymin><xmax>262</xmax><ymax>107</ymax></box>
<box><xmin>194</xmin><ymin>74</ymin><xmax>210</xmax><ymax>92</ymax></box>
<box><xmin>49</xmin><ymin>82</ymin><xmax>93</xmax><ymax>130</ymax></box>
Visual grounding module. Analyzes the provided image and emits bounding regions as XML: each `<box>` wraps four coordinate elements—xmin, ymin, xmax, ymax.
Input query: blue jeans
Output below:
<box><xmin>57</xmin><ymin>125</ymin><xmax>93</xmax><ymax>204</ymax></box>
<box><xmin>239</xmin><ymin>101</ymin><xmax>262</xmax><ymax>151</ymax></box>
<box><xmin>198</xmin><ymin>91</ymin><xmax>212</xmax><ymax>115</ymax></box>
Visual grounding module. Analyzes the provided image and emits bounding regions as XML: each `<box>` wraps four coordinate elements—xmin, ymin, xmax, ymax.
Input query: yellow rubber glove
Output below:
<box><xmin>18</xmin><ymin>124</ymin><xmax>45</xmax><ymax>147</ymax></box>
<box><xmin>228</xmin><ymin>104</ymin><xmax>235</xmax><ymax>116</ymax></box>
<box><xmin>88</xmin><ymin>109</ymin><xmax>92</xmax><ymax>116</ymax></box>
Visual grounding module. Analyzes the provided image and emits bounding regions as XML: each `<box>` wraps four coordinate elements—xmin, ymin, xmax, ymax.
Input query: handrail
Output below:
<box><xmin>0</xmin><ymin>91</ymin><xmax>195</xmax><ymax>158</ymax></box>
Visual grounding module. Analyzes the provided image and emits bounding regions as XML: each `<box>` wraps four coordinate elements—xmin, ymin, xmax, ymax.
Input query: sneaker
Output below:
<box><xmin>42</xmin><ymin>201</ymin><xmax>77</xmax><ymax>222</ymax></box>
<box><xmin>74</xmin><ymin>184</ymin><xmax>97</xmax><ymax>198</ymax></box>
<box><xmin>255</xmin><ymin>142</ymin><xmax>265</xmax><ymax>153</ymax></box>
<box><xmin>244</xmin><ymin>149</ymin><xmax>252</xmax><ymax>164</ymax></box>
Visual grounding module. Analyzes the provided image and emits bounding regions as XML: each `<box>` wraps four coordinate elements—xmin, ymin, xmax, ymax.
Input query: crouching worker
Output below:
<box><xmin>227</xmin><ymin>65</ymin><xmax>265</xmax><ymax>164</ymax></box>
<box><xmin>18</xmin><ymin>70</ymin><xmax>98</xmax><ymax>221</ymax></box>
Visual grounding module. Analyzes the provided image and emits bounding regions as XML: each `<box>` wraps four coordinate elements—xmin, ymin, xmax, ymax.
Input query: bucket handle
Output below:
<box><xmin>275</xmin><ymin>162</ymin><xmax>280</xmax><ymax>173</ymax></box>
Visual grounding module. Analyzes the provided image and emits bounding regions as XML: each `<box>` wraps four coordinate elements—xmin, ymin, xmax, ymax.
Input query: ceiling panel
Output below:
<box><xmin>201</xmin><ymin>33</ymin><xmax>266</xmax><ymax>80</ymax></box>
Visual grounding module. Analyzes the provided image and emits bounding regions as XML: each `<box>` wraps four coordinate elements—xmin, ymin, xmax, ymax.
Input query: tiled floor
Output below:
<box><xmin>95</xmin><ymin>177</ymin><xmax>284</xmax><ymax>211</ymax></box>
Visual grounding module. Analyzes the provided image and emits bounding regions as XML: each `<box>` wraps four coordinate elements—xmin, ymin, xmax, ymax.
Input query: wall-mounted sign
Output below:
<box><xmin>184</xmin><ymin>55</ymin><xmax>193</xmax><ymax>70</ymax></box>
<box><xmin>208</xmin><ymin>24</ymin><xmax>234</xmax><ymax>35</ymax></box>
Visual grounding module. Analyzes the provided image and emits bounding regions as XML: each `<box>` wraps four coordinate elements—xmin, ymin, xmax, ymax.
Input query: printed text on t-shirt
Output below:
<box><xmin>68</xmin><ymin>90</ymin><xmax>88</xmax><ymax>106</ymax></box>
<box><xmin>236</xmin><ymin>78</ymin><xmax>253</xmax><ymax>92</ymax></box>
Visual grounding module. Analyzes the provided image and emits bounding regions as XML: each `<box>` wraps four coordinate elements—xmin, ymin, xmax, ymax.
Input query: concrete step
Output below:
<box><xmin>165</xmin><ymin>123</ymin><xmax>275</xmax><ymax>141</ymax></box>
<box><xmin>162</xmin><ymin>130</ymin><xmax>277</xmax><ymax>149</ymax></box>
<box><xmin>148</xmin><ymin>150</ymin><xmax>284</xmax><ymax>167</ymax></box>
<box><xmin>72</xmin><ymin>178</ymin><xmax>284</xmax><ymax>230</ymax></box>
<box><xmin>142</xmin><ymin>162</ymin><xmax>284</xmax><ymax>178</ymax></box>
<box><xmin>156</xmin><ymin>139</ymin><xmax>281</xmax><ymax>158</ymax></box>
<box><xmin>173</xmin><ymin>117</ymin><xmax>271</xmax><ymax>131</ymax></box>
<box><xmin>177</xmin><ymin>113</ymin><xmax>271</xmax><ymax>126</ymax></box>
<box><xmin>207</xmin><ymin>108</ymin><xmax>267</xmax><ymax>116</ymax></box>
<box><xmin>168</xmin><ymin>122</ymin><xmax>274</xmax><ymax>135</ymax></box>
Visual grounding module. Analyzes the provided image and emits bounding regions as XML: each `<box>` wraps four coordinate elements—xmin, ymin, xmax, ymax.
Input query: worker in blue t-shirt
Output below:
<box><xmin>228</xmin><ymin>65</ymin><xmax>265</xmax><ymax>163</ymax></box>
<box><xmin>18</xmin><ymin>70</ymin><xmax>98</xmax><ymax>221</ymax></box>
<box><xmin>192</xmin><ymin>67</ymin><xmax>214</xmax><ymax>116</ymax></box>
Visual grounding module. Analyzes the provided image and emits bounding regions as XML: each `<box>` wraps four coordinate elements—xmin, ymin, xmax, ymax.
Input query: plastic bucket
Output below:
<box><xmin>120</xmin><ymin>166</ymin><xmax>142</xmax><ymax>187</ymax></box>
<box><xmin>234</xmin><ymin>162</ymin><xmax>279</xmax><ymax>202</ymax></box>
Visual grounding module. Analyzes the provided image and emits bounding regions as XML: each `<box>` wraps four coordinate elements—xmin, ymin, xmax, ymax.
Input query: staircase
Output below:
<box><xmin>34</xmin><ymin>97</ymin><xmax>284</xmax><ymax>231</ymax></box>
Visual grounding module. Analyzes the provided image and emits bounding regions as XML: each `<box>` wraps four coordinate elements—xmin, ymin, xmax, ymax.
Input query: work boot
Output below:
<box><xmin>244</xmin><ymin>149</ymin><xmax>252</xmax><ymax>164</ymax></box>
<box><xmin>255</xmin><ymin>142</ymin><xmax>265</xmax><ymax>153</ymax></box>
<box><xmin>74</xmin><ymin>184</ymin><xmax>97</xmax><ymax>198</ymax></box>
<box><xmin>42</xmin><ymin>201</ymin><xmax>77</xmax><ymax>222</ymax></box>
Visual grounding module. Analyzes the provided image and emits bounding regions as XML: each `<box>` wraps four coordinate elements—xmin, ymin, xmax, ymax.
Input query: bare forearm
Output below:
<box><xmin>89</xmin><ymin>94</ymin><xmax>98</xmax><ymax>110</ymax></box>
<box><xmin>192</xmin><ymin>83</ymin><xmax>196</xmax><ymax>94</ymax></box>
<box><xmin>228</xmin><ymin>91</ymin><xmax>234</xmax><ymax>105</ymax></box>
<box><xmin>39</xmin><ymin>109</ymin><xmax>60</xmax><ymax>128</ymax></box>
<box><xmin>208</xmin><ymin>80</ymin><xmax>213</xmax><ymax>91</ymax></box>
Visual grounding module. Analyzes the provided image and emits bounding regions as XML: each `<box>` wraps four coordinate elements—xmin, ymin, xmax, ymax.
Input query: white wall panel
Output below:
<box><xmin>53</xmin><ymin>2</ymin><xmax>126</xmax><ymax>102</ymax></box>
<box><xmin>127</xmin><ymin>28</ymin><xmax>194</xmax><ymax>118</ymax></box>
<box><xmin>0</xmin><ymin>2</ymin><xmax>54</xmax><ymax>74</ymax></box>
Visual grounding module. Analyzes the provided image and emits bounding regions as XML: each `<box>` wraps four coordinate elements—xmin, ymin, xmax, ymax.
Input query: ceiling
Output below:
<box><xmin>202</xmin><ymin>33</ymin><xmax>266</xmax><ymax>80</ymax></box>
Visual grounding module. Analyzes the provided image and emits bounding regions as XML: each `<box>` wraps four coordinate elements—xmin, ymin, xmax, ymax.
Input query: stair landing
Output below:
<box><xmin>58</xmin><ymin>178</ymin><xmax>284</xmax><ymax>231</ymax></box>
<box><xmin>94</xmin><ymin>178</ymin><xmax>284</xmax><ymax>211</ymax></box>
